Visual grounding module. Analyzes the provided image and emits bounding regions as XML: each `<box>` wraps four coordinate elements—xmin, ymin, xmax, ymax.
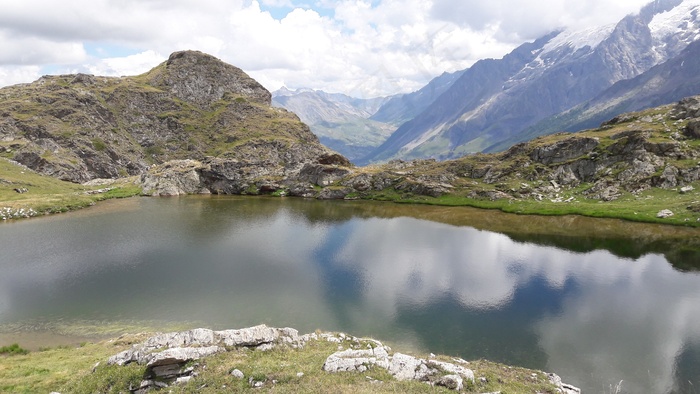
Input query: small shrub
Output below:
<box><xmin>0</xmin><ymin>343</ymin><xmax>29</xmax><ymax>355</ymax></box>
<box><xmin>92</xmin><ymin>138</ymin><xmax>107</xmax><ymax>152</ymax></box>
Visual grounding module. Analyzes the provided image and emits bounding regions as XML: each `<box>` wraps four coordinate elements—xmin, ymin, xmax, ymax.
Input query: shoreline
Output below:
<box><xmin>0</xmin><ymin>325</ymin><xmax>581</xmax><ymax>393</ymax></box>
<box><xmin>3</xmin><ymin>186</ymin><xmax>700</xmax><ymax>228</ymax></box>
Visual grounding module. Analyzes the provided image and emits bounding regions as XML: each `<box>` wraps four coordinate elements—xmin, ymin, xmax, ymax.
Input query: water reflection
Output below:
<box><xmin>0</xmin><ymin>196</ymin><xmax>699</xmax><ymax>393</ymax></box>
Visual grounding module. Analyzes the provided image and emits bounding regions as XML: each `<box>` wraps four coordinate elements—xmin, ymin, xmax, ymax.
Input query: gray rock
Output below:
<box><xmin>298</xmin><ymin>163</ymin><xmax>351</xmax><ymax>187</ymax></box>
<box><xmin>435</xmin><ymin>374</ymin><xmax>463</xmax><ymax>390</ymax></box>
<box><xmin>344</xmin><ymin>173</ymin><xmax>373</xmax><ymax>191</ymax></box>
<box><xmin>387</xmin><ymin>353</ymin><xmax>428</xmax><ymax>381</ymax></box>
<box><xmin>530</xmin><ymin>137</ymin><xmax>599</xmax><ymax>165</ymax></box>
<box><xmin>548</xmin><ymin>373</ymin><xmax>581</xmax><ymax>394</ymax></box>
<box><xmin>322</xmin><ymin>348</ymin><xmax>383</xmax><ymax>373</ymax></box>
<box><xmin>150</xmin><ymin>363</ymin><xmax>184</xmax><ymax>379</ymax></box>
<box><xmin>317</xmin><ymin>187</ymin><xmax>352</xmax><ymax>200</ymax></box>
<box><xmin>230</xmin><ymin>369</ymin><xmax>245</xmax><ymax>379</ymax></box>
<box><xmin>146</xmin><ymin>346</ymin><xmax>222</xmax><ymax>368</ymax></box>
<box><xmin>143</xmin><ymin>328</ymin><xmax>217</xmax><ymax>349</ymax></box>
<box><xmin>140</xmin><ymin>160</ymin><xmax>209</xmax><ymax>196</ymax></box>
<box><xmin>681</xmin><ymin>185</ymin><xmax>695</xmax><ymax>193</ymax></box>
<box><xmin>322</xmin><ymin>345</ymin><xmax>477</xmax><ymax>389</ymax></box>
<box><xmin>426</xmin><ymin>359</ymin><xmax>475</xmax><ymax>383</ymax></box>
<box><xmin>672</xmin><ymin>96</ymin><xmax>700</xmax><ymax>120</ymax></box>
<box><xmin>215</xmin><ymin>324</ymin><xmax>298</xmax><ymax>347</ymax></box>
<box><xmin>287</xmin><ymin>183</ymin><xmax>317</xmax><ymax>198</ymax></box>
<box><xmin>685</xmin><ymin>119</ymin><xmax>700</xmax><ymax>139</ymax></box>
<box><xmin>107</xmin><ymin>348</ymin><xmax>149</xmax><ymax>366</ymax></box>
<box><xmin>657</xmin><ymin>209</ymin><xmax>675</xmax><ymax>218</ymax></box>
<box><xmin>655</xmin><ymin>166</ymin><xmax>679</xmax><ymax>189</ymax></box>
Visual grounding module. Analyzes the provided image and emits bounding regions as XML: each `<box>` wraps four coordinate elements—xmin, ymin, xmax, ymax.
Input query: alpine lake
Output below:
<box><xmin>1</xmin><ymin>195</ymin><xmax>699</xmax><ymax>393</ymax></box>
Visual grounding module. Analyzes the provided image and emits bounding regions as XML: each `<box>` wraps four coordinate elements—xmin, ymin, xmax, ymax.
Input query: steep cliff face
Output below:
<box><xmin>0</xmin><ymin>50</ymin><xmax>336</xmax><ymax>183</ymax></box>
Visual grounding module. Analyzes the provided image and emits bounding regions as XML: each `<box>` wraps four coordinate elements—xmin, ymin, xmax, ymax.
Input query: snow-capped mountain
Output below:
<box><xmin>363</xmin><ymin>0</ymin><xmax>700</xmax><ymax>163</ymax></box>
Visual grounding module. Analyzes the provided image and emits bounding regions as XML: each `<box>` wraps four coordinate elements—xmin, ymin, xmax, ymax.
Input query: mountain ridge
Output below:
<box><xmin>489</xmin><ymin>38</ymin><xmax>700</xmax><ymax>152</ymax></box>
<box><xmin>271</xmin><ymin>88</ymin><xmax>395</xmax><ymax>161</ymax></box>
<box><xmin>362</xmin><ymin>0</ymin><xmax>700</xmax><ymax>164</ymax></box>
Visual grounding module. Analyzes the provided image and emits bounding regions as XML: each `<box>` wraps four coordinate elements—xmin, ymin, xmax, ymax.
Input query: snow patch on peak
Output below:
<box><xmin>272</xmin><ymin>86</ymin><xmax>315</xmax><ymax>97</ymax></box>
<box><xmin>649</xmin><ymin>0</ymin><xmax>700</xmax><ymax>41</ymax></box>
<box><xmin>541</xmin><ymin>24</ymin><xmax>616</xmax><ymax>55</ymax></box>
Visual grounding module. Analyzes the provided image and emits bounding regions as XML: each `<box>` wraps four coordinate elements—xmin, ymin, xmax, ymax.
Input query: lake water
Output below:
<box><xmin>1</xmin><ymin>196</ymin><xmax>699</xmax><ymax>393</ymax></box>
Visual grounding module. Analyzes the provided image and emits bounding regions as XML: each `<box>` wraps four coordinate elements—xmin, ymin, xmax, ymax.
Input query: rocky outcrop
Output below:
<box><xmin>530</xmin><ymin>137</ymin><xmax>600</xmax><ymax>165</ymax></box>
<box><xmin>323</xmin><ymin>349</ymin><xmax>475</xmax><ymax>389</ymax></box>
<box><xmin>140</xmin><ymin>160</ymin><xmax>209</xmax><ymax>196</ymax></box>
<box><xmin>149</xmin><ymin>50</ymin><xmax>271</xmax><ymax>107</ymax></box>
<box><xmin>108</xmin><ymin>325</ymin><xmax>301</xmax><ymax>367</ymax></box>
<box><xmin>107</xmin><ymin>325</ymin><xmax>301</xmax><ymax>392</ymax></box>
<box><xmin>106</xmin><ymin>326</ymin><xmax>578</xmax><ymax>393</ymax></box>
<box><xmin>673</xmin><ymin>96</ymin><xmax>700</xmax><ymax>139</ymax></box>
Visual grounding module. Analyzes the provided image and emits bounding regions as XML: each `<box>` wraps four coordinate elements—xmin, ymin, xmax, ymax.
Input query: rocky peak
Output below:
<box><xmin>147</xmin><ymin>50</ymin><xmax>271</xmax><ymax>107</ymax></box>
<box><xmin>638</xmin><ymin>0</ymin><xmax>683</xmax><ymax>23</ymax></box>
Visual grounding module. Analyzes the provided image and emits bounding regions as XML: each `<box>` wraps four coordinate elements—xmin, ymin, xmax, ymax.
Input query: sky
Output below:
<box><xmin>0</xmin><ymin>0</ymin><xmax>652</xmax><ymax>98</ymax></box>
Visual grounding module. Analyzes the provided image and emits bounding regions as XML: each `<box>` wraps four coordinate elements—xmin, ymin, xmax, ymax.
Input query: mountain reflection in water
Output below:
<box><xmin>0</xmin><ymin>196</ymin><xmax>698</xmax><ymax>393</ymax></box>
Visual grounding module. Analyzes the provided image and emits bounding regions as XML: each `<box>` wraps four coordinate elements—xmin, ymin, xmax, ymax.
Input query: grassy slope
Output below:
<box><xmin>1</xmin><ymin>332</ymin><xmax>560</xmax><ymax>394</ymax></box>
<box><xmin>0</xmin><ymin>158</ymin><xmax>141</xmax><ymax>218</ymax></box>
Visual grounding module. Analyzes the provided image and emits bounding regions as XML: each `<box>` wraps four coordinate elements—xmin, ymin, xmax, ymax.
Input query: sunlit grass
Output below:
<box><xmin>0</xmin><ymin>327</ymin><xmax>562</xmax><ymax>394</ymax></box>
<box><xmin>0</xmin><ymin>158</ymin><xmax>142</xmax><ymax>219</ymax></box>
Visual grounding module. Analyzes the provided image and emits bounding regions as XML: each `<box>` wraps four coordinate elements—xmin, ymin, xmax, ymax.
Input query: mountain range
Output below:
<box><xmin>271</xmin><ymin>0</ymin><xmax>700</xmax><ymax>166</ymax></box>
<box><xmin>329</xmin><ymin>0</ymin><xmax>700</xmax><ymax>164</ymax></box>
<box><xmin>271</xmin><ymin>88</ymin><xmax>395</xmax><ymax>161</ymax></box>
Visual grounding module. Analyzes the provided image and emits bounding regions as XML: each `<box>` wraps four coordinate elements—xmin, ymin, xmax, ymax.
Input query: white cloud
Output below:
<box><xmin>430</xmin><ymin>0</ymin><xmax>651</xmax><ymax>43</ymax></box>
<box><xmin>0</xmin><ymin>65</ymin><xmax>42</xmax><ymax>88</ymax></box>
<box><xmin>0</xmin><ymin>0</ymin><xmax>655</xmax><ymax>96</ymax></box>
<box><xmin>85</xmin><ymin>50</ymin><xmax>167</xmax><ymax>78</ymax></box>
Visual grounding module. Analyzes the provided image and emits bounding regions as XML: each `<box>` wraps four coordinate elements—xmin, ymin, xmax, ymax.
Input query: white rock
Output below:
<box><xmin>657</xmin><ymin>209</ymin><xmax>674</xmax><ymax>218</ymax></box>
<box><xmin>388</xmin><ymin>353</ymin><xmax>424</xmax><ymax>381</ymax></box>
<box><xmin>143</xmin><ymin>328</ymin><xmax>216</xmax><ymax>350</ymax></box>
<box><xmin>146</xmin><ymin>346</ymin><xmax>223</xmax><ymax>368</ymax></box>
<box><xmin>231</xmin><ymin>369</ymin><xmax>245</xmax><ymax>379</ymax></box>
<box><xmin>215</xmin><ymin>325</ymin><xmax>279</xmax><ymax>347</ymax></box>
<box><xmin>426</xmin><ymin>359</ymin><xmax>475</xmax><ymax>382</ymax></box>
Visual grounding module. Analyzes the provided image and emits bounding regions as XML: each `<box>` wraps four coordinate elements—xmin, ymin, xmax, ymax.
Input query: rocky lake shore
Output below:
<box><xmin>3</xmin><ymin>325</ymin><xmax>580</xmax><ymax>393</ymax></box>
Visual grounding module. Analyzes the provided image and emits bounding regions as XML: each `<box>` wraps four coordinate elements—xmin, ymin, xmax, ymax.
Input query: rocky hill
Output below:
<box><xmin>0</xmin><ymin>50</ymin><xmax>342</xmax><ymax>185</ymax></box>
